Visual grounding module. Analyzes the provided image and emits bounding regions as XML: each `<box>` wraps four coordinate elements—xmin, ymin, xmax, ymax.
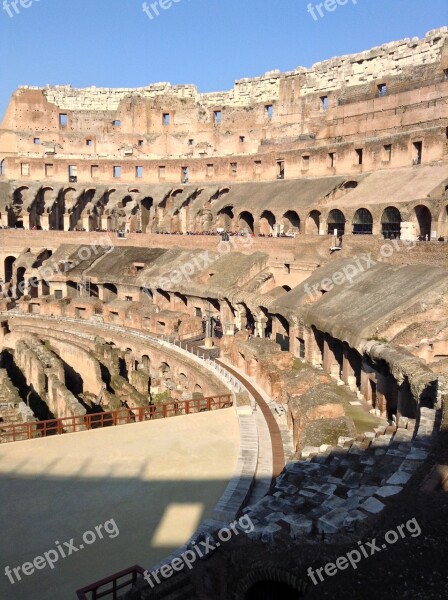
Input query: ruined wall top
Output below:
<box><xmin>18</xmin><ymin>28</ymin><xmax>446</xmax><ymax>112</ymax></box>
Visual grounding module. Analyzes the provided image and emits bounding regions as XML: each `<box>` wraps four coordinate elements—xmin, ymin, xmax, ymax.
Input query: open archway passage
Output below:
<box><xmin>381</xmin><ymin>206</ymin><xmax>402</xmax><ymax>239</ymax></box>
<box><xmin>245</xmin><ymin>580</ymin><xmax>303</xmax><ymax>600</ymax></box>
<box><xmin>353</xmin><ymin>208</ymin><xmax>373</xmax><ymax>234</ymax></box>
<box><xmin>327</xmin><ymin>209</ymin><xmax>345</xmax><ymax>236</ymax></box>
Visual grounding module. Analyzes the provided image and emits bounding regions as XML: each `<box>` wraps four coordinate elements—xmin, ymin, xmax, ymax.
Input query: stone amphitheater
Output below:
<box><xmin>0</xmin><ymin>27</ymin><xmax>447</xmax><ymax>600</ymax></box>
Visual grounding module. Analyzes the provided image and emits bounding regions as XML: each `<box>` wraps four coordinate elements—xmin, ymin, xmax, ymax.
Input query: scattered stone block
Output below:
<box><xmin>360</xmin><ymin>497</ymin><xmax>385</xmax><ymax>514</ymax></box>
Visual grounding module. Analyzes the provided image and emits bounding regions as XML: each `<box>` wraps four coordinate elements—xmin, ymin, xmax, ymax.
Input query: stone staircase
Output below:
<box><xmin>243</xmin><ymin>406</ymin><xmax>438</xmax><ymax>540</ymax></box>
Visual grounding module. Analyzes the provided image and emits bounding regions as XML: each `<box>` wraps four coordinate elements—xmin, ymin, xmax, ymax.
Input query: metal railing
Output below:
<box><xmin>0</xmin><ymin>394</ymin><xmax>233</xmax><ymax>444</ymax></box>
<box><xmin>76</xmin><ymin>565</ymin><xmax>146</xmax><ymax>600</ymax></box>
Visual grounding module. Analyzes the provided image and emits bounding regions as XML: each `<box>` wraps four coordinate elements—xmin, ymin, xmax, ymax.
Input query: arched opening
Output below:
<box><xmin>141</xmin><ymin>197</ymin><xmax>154</xmax><ymax>233</ymax></box>
<box><xmin>282</xmin><ymin>285</ymin><xmax>291</xmax><ymax>292</ymax></box>
<box><xmin>157</xmin><ymin>289</ymin><xmax>171</xmax><ymax>305</ymax></box>
<box><xmin>245</xmin><ymin>580</ymin><xmax>303</xmax><ymax>600</ymax></box>
<box><xmin>0</xmin><ymin>159</ymin><xmax>5</xmax><ymax>177</ymax></box>
<box><xmin>193</xmin><ymin>384</ymin><xmax>203</xmax><ymax>396</ymax></box>
<box><xmin>259</xmin><ymin>210</ymin><xmax>276</xmax><ymax>236</ymax></box>
<box><xmin>174</xmin><ymin>292</ymin><xmax>188</xmax><ymax>307</ymax></box>
<box><xmin>217</xmin><ymin>206</ymin><xmax>234</xmax><ymax>230</ymax></box>
<box><xmin>414</xmin><ymin>205</ymin><xmax>432</xmax><ymax>239</ymax></box>
<box><xmin>352</xmin><ymin>208</ymin><xmax>373</xmax><ymax>234</ymax></box>
<box><xmin>66</xmin><ymin>281</ymin><xmax>78</xmax><ymax>299</ymax></box>
<box><xmin>89</xmin><ymin>283</ymin><xmax>99</xmax><ymax>298</ymax></box>
<box><xmin>282</xmin><ymin>210</ymin><xmax>300</xmax><ymax>234</ymax></box>
<box><xmin>28</xmin><ymin>277</ymin><xmax>39</xmax><ymax>299</ymax></box>
<box><xmin>16</xmin><ymin>267</ymin><xmax>26</xmax><ymax>299</ymax></box>
<box><xmin>381</xmin><ymin>206</ymin><xmax>402</xmax><ymax>239</ymax></box>
<box><xmin>140</xmin><ymin>286</ymin><xmax>153</xmax><ymax>303</ymax></box>
<box><xmin>4</xmin><ymin>256</ymin><xmax>15</xmax><ymax>283</ymax></box>
<box><xmin>49</xmin><ymin>190</ymin><xmax>65</xmax><ymax>230</ymax></box>
<box><xmin>274</xmin><ymin>314</ymin><xmax>290</xmax><ymax>351</ymax></box>
<box><xmin>159</xmin><ymin>362</ymin><xmax>171</xmax><ymax>379</ymax></box>
<box><xmin>121</xmin><ymin>195</ymin><xmax>133</xmax><ymax>208</ymax></box>
<box><xmin>342</xmin><ymin>180</ymin><xmax>358</xmax><ymax>190</ymax></box>
<box><xmin>178</xmin><ymin>373</ymin><xmax>188</xmax><ymax>390</ymax></box>
<box><xmin>238</xmin><ymin>211</ymin><xmax>254</xmax><ymax>234</ymax></box>
<box><xmin>103</xmin><ymin>283</ymin><xmax>118</xmax><ymax>301</ymax></box>
<box><xmin>305</xmin><ymin>210</ymin><xmax>321</xmax><ymax>235</ymax></box>
<box><xmin>206</xmin><ymin>298</ymin><xmax>220</xmax><ymax>312</ymax></box>
<box><xmin>327</xmin><ymin>209</ymin><xmax>346</xmax><ymax>236</ymax></box>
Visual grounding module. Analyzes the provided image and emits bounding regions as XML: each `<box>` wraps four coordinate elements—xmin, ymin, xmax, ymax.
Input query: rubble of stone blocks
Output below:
<box><xmin>243</xmin><ymin>407</ymin><xmax>438</xmax><ymax>540</ymax></box>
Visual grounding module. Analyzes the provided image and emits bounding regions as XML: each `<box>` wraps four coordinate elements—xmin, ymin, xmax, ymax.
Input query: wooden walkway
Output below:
<box><xmin>216</xmin><ymin>360</ymin><xmax>285</xmax><ymax>481</ymax></box>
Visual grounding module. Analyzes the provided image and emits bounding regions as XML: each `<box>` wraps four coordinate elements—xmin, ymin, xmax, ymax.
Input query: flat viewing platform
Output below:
<box><xmin>0</xmin><ymin>409</ymin><xmax>239</xmax><ymax>600</ymax></box>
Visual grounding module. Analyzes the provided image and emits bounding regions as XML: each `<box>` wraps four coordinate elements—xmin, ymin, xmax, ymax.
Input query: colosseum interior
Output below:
<box><xmin>0</xmin><ymin>26</ymin><xmax>448</xmax><ymax>600</ymax></box>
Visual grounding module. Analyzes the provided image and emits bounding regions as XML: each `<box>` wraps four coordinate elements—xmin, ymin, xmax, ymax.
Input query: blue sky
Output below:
<box><xmin>0</xmin><ymin>0</ymin><xmax>446</xmax><ymax>120</ymax></box>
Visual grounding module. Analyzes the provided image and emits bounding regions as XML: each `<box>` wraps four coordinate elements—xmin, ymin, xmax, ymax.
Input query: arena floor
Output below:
<box><xmin>0</xmin><ymin>409</ymin><xmax>240</xmax><ymax>600</ymax></box>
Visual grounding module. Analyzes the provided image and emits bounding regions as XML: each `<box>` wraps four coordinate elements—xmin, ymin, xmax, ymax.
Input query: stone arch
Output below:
<box><xmin>140</xmin><ymin>197</ymin><xmax>154</xmax><ymax>233</ymax></box>
<box><xmin>89</xmin><ymin>283</ymin><xmax>99</xmax><ymax>298</ymax></box>
<box><xmin>217</xmin><ymin>206</ymin><xmax>234</xmax><ymax>230</ymax></box>
<box><xmin>174</xmin><ymin>292</ymin><xmax>188</xmax><ymax>308</ymax></box>
<box><xmin>178</xmin><ymin>373</ymin><xmax>188</xmax><ymax>389</ymax></box>
<box><xmin>258</xmin><ymin>210</ymin><xmax>276</xmax><ymax>235</ymax></box>
<box><xmin>352</xmin><ymin>208</ymin><xmax>373</xmax><ymax>234</ymax></box>
<box><xmin>273</xmin><ymin>313</ymin><xmax>290</xmax><ymax>351</ymax></box>
<box><xmin>4</xmin><ymin>256</ymin><xmax>16</xmax><ymax>283</ymax></box>
<box><xmin>381</xmin><ymin>206</ymin><xmax>402</xmax><ymax>239</ymax></box>
<box><xmin>16</xmin><ymin>267</ymin><xmax>26</xmax><ymax>298</ymax></box>
<box><xmin>49</xmin><ymin>189</ymin><xmax>66</xmax><ymax>230</ymax></box>
<box><xmin>245</xmin><ymin>581</ymin><xmax>303</xmax><ymax>600</ymax></box>
<box><xmin>236</xmin><ymin>565</ymin><xmax>306</xmax><ymax>600</ymax></box>
<box><xmin>66</xmin><ymin>280</ymin><xmax>78</xmax><ymax>299</ymax></box>
<box><xmin>103</xmin><ymin>283</ymin><xmax>118</xmax><ymax>301</ymax></box>
<box><xmin>413</xmin><ymin>204</ymin><xmax>432</xmax><ymax>238</ymax></box>
<box><xmin>327</xmin><ymin>209</ymin><xmax>346</xmax><ymax>236</ymax></box>
<box><xmin>341</xmin><ymin>180</ymin><xmax>358</xmax><ymax>190</ymax></box>
<box><xmin>159</xmin><ymin>362</ymin><xmax>171</xmax><ymax>377</ymax></box>
<box><xmin>28</xmin><ymin>276</ymin><xmax>39</xmax><ymax>299</ymax></box>
<box><xmin>305</xmin><ymin>210</ymin><xmax>321</xmax><ymax>235</ymax></box>
<box><xmin>282</xmin><ymin>210</ymin><xmax>300</xmax><ymax>234</ymax></box>
<box><xmin>0</xmin><ymin>159</ymin><xmax>5</xmax><ymax>176</ymax></box>
<box><xmin>121</xmin><ymin>195</ymin><xmax>133</xmax><ymax>209</ymax></box>
<box><xmin>13</xmin><ymin>186</ymin><xmax>28</xmax><ymax>205</ymax></box>
<box><xmin>238</xmin><ymin>211</ymin><xmax>254</xmax><ymax>234</ymax></box>
<box><xmin>140</xmin><ymin>286</ymin><xmax>153</xmax><ymax>302</ymax></box>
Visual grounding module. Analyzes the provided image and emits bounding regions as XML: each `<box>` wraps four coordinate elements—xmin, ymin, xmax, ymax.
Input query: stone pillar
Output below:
<box><xmin>342</xmin><ymin>347</ymin><xmax>356</xmax><ymax>388</ymax></box>
<box><xmin>305</xmin><ymin>328</ymin><xmax>322</xmax><ymax>367</ymax></box>
<box><xmin>323</xmin><ymin>337</ymin><xmax>339</xmax><ymax>376</ymax></box>
<box><xmin>254</xmin><ymin>314</ymin><xmax>267</xmax><ymax>338</ymax></box>
<box><xmin>400</xmin><ymin>221</ymin><xmax>417</xmax><ymax>241</ymax></box>
<box><xmin>360</xmin><ymin>369</ymin><xmax>370</xmax><ymax>402</ymax></box>
<box><xmin>235</xmin><ymin>306</ymin><xmax>247</xmax><ymax>332</ymax></box>
<box><xmin>63</xmin><ymin>215</ymin><xmax>71</xmax><ymax>231</ymax></box>
<box><xmin>40</xmin><ymin>214</ymin><xmax>49</xmax><ymax>231</ymax></box>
